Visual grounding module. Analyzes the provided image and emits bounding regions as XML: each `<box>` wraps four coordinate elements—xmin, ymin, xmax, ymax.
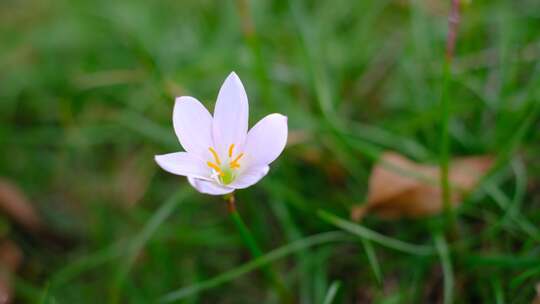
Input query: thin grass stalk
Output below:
<box><xmin>440</xmin><ymin>0</ymin><xmax>461</xmax><ymax>234</ymax></box>
<box><xmin>225</xmin><ymin>194</ymin><xmax>292</xmax><ymax>303</ymax></box>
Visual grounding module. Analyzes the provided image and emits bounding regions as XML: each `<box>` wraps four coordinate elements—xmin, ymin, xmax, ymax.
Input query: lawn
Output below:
<box><xmin>1</xmin><ymin>0</ymin><xmax>539</xmax><ymax>303</ymax></box>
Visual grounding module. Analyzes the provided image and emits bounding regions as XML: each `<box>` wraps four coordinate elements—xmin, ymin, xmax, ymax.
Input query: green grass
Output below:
<box><xmin>1</xmin><ymin>0</ymin><xmax>539</xmax><ymax>303</ymax></box>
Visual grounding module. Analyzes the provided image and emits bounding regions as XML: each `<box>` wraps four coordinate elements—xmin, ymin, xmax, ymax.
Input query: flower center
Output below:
<box><xmin>207</xmin><ymin>144</ymin><xmax>244</xmax><ymax>185</ymax></box>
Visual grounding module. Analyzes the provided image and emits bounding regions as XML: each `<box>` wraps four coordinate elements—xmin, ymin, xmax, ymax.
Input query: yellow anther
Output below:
<box><xmin>228</xmin><ymin>144</ymin><xmax>235</xmax><ymax>158</ymax></box>
<box><xmin>229</xmin><ymin>153</ymin><xmax>244</xmax><ymax>169</ymax></box>
<box><xmin>208</xmin><ymin>147</ymin><xmax>221</xmax><ymax>165</ymax></box>
<box><xmin>207</xmin><ymin>161</ymin><xmax>224</xmax><ymax>176</ymax></box>
<box><xmin>232</xmin><ymin>153</ymin><xmax>244</xmax><ymax>163</ymax></box>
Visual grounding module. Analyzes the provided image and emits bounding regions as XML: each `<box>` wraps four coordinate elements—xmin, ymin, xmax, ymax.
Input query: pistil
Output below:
<box><xmin>207</xmin><ymin>145</ymin><xmax>245</xmax><ymax>184</ymax></box>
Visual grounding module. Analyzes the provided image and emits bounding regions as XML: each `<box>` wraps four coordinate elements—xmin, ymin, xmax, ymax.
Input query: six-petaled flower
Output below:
<box><xmin>155</xmin><ymin>72</ymin><xmax>288</xmax><ymax>195</ymax></box>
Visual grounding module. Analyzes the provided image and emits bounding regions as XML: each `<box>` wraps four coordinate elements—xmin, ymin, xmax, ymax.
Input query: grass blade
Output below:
<box><xmin>361</xmin><ymin>238</ymin><xmax>382</xmax><ymax>285</ymax></box>
<box><xmin>322</xmin><ymin>281</ymin><xmax>341</xmax><ymax>304</ymax></box>
<box><xmin>110</xmin><ymin>189</ymin><xmax>191</xmax><ymax>303</ymax></box>
<box><xmin>159</xmin><ymin>231</ymin><xmax>350</xmax><ymax>302</ymax></box>
<box><xmin>317</xmin><ymin>210</ymin><xmax>434</xmax><ymax>256</ymax></box>
<box><xmin>434</xmin><ymin>234</ymin><xmax>453</xmax><ymax>304</ymax></box>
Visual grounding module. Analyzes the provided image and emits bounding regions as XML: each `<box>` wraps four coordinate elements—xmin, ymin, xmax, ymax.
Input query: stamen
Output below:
<box><xmin>229</xmin><ymin>153</ymin><xmax>244</xmax><ymax>169</ymax></box>
<box><xmin>228</xmin><ymin>144</ymin><xmax>235</xmax><ymax>158</ymax></box>
<box><xmin>207</xmin><ymin>161</ymin><xmax>224</xmax><ymax>176</ymax></box>
<box><xmin>208</xmin><ymin>147</ymin><xmax>221</xmax><ymax>165</ymax></box>
<box><xmin>232</xmin><ymin>153</ymin><xmax>244</xmax><ymax>163</ymax></box>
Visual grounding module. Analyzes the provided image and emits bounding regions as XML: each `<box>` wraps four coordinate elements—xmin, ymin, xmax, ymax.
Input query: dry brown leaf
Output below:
<box><xmin>0</xmin><ymin>179</ymin><xmax>43</xmax><ymax>233</ymax></box>
<box><xmin>0</xmin><ymin>240</ymin><xmax>23</xmax><ymax>304</ymax></box>
<box><xmin>351</xmin><ymin>152</ymin><xmax>493</xmax><ymax>220</ymax></box>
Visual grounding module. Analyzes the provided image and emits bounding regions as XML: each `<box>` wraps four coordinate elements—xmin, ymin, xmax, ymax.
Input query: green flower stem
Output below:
<box><xmin>225</xmin><ymin>194</ymin><xmax>292</xmax><ymax>303</ymax></box>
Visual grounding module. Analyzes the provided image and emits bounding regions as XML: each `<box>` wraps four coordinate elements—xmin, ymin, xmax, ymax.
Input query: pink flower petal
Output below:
<box><xmin>244</xmin><ymin>114</ymin><xmax>288</xmax><ymax>167</ymax></box>
<box><xmin>212</xmin><ymin>72</ymin><xmax>249</xmax><ymax>154</ymax></box>
<box><xmin>188</xmin><ymin>177</ymin><xmax>234</xmax><ymax>195</ymax></box>
<box><xmin>155</xmin><ymin>152</ymin><xmax>211</xmax><ymax>180</ymax></box>
<box><xmin>229</xmin><ymin>165</ymin><xmax>270</xmax><ymax>189</ymax></box>
<box><xmin>173</xmin><ymin>96</ymin><xmax>214</xmax><ymax>157</ymax></box>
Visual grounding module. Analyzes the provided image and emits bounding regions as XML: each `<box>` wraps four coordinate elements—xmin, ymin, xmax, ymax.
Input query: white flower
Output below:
<box><xmin>155</xmin><ymin>72</ymin><xmax>288</xmax><ymax>195</ymax></box>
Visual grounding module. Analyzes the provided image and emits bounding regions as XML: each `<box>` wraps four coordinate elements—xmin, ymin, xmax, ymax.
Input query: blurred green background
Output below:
<box><xmin>1</xmin><ymin>0</ymin><xmax>539</xmax><ymax>303</ymax></box>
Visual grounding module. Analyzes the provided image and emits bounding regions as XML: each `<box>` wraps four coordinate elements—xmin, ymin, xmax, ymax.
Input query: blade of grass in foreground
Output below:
<box><xmin>225</xmin><ymin>195</ymin><xmax>291</xmax><ymax>303</ymax></box>
<box><xmin>492</xmin><ymin>278</ymin><xmax>505</xmax><ymax>304</ymax></box>
<box><xmin>434</xmin><ymin>233</ymin><xmax>454</xmax><ymax>304</ymax></box>
<box><xmin>317</xmin><ymin>210</ymin><xmax>434</xmax><ymax>256</ymax></box>
<box><xmin>110</xmin><ymin>188</ymin><xmax>192</xmax><ymax>303</ymax></box>
<box><xmin>159</xmin><ymin>231</ymin><xmax>350</xmax><ymax>302</ymax></box>
<box><xmin>49</xmin><ymin>240</ymin><xmax>128</xmax><ymax>289</ymax></box>
<box><xmin>483</xmin><ymin>181</ymin><xmax>540</xmax><ymax>242</ymax></box>
<box><xmin>270</xmin><ymin>198</ymin><xmax>313</xmax><ymax>303</ymax></box>
<box><xmin>322</xmin><ymin>281</ymin><xmax>341</xmax><ymax>304</ymax></box>
<box><xmin>360</xmin><ymin>238</ymin><xmax>382</xmax><ymax>285</ymax></box>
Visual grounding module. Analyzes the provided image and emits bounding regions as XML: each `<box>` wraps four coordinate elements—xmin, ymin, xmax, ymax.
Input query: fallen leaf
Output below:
<box><xmin>0</xmin><ymin>240</ymin><xmax>23</xmax><ymax>304</ymax></box>
<box><xmin>351</xmin><ymin>152</ymin><xmax>493</xmax><ymax>220</ymax></box>
<box><xmin>0</xmin><ymin>179</ymin><xmax>43</xmax><ymax>233</ymax></box>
